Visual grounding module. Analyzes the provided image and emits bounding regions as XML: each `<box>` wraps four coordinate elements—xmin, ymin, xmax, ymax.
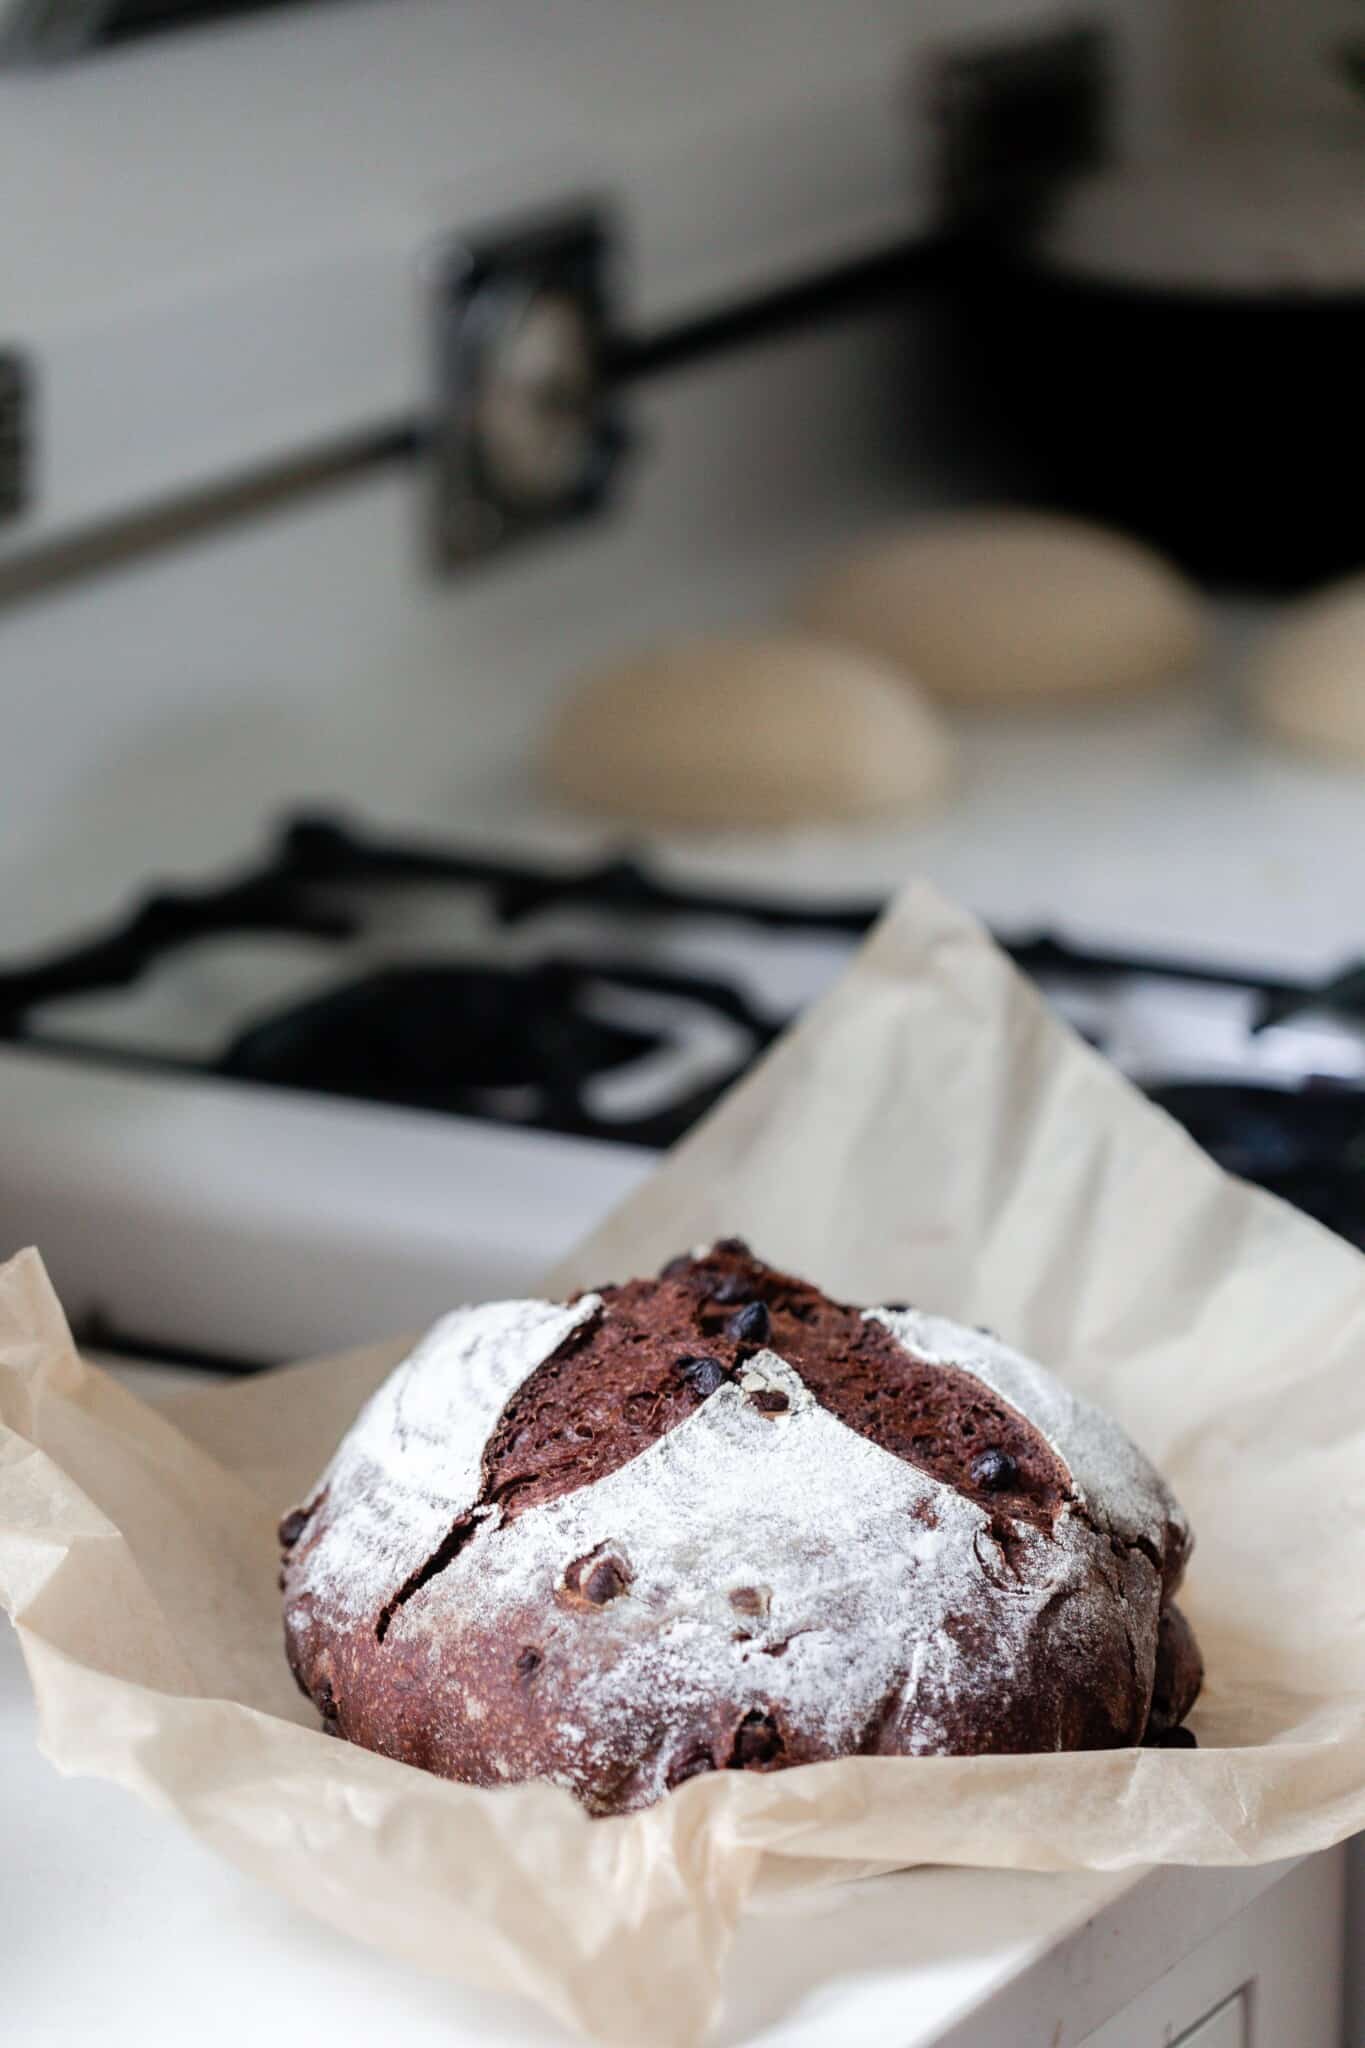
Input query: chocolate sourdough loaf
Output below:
<box><xmin>280</xmin><ymin>1242</ymin><xmax>1201</xmax><ymax>1814</ymax></box>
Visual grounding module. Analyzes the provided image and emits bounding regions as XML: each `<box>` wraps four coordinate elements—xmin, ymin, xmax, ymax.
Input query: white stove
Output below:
<box><xmin>6</xmin><ymin>801</ymin><xmax>1365</xmax><ymax>1374</ymax></box>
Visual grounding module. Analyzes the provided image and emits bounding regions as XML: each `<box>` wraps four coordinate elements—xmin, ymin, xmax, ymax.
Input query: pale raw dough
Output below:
<box><xmin>541</xmin><ymin>631</ymin><xmax>954</xmax><ymax>828</ymax></box>
<box><xmin>1250</xmin><ymin>575</ymin><xmax>1365</xmax><ymax>765</ymax></box>
<box><xmin>792</xmin><ymin>510</ymin><xmax>1205</xmax><ymax>706</ymax></box>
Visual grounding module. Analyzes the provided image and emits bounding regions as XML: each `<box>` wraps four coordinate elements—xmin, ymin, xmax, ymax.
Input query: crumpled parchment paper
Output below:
<box><xmin>4</xmin><ymin>882</ymin><xmax>1365</xmax><ymax>2047</ymax></box>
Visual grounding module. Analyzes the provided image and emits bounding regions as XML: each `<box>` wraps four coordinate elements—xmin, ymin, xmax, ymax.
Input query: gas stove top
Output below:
<box><xmin>6</xmin><ymin>810</ymin><xmax>1365</xmax><ymax>1258</ymax></box>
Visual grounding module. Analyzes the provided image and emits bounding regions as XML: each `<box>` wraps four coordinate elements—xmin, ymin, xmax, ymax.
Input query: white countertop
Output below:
<box><xmin>0</xmin><ymin>1616</ymin><xmax>1313</xmax><ymax>2048</ymax></box>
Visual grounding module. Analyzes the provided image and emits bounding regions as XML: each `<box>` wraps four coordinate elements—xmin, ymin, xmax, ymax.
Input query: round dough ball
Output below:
<box><xmin>1250</xmin><ymin>575</ymin><xmax>1365</xmax><ymax>764</ymax></box>
<box><xmin>792</xmin><ymin>510</ymin><xmax>1205</xmax><ymax>706</ymax></box>
<box><xmin>541</xmin><ymin>631</ymin><xmax>953</xmax><ymax>828</ymax></box>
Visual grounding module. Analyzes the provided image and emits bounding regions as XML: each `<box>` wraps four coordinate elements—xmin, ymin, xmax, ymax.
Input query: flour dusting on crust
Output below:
<box><xmin>868</xmin><ymin>1308</ymin><xmax>1189</xmax><ymax>1568</ymax></box>
<box><xmin>387</xmin><ymin>1345</ymin><xmax>1135</xmax><ymax>1802</ymax></box>
<box><xmin>296</xmin><ymin>1295</ymin><xmax>598</xmax><ymax>1617</ymax></box>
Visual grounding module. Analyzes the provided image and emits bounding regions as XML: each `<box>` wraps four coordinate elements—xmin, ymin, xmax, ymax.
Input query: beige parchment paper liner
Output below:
<box><xmin>5</xmin><ymin>882</ymin><xmax>1365</xmax><ymax>2046</ymax></box>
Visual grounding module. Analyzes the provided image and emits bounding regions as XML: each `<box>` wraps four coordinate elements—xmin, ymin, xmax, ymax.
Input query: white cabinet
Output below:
<box><xmin>1177</xmin><ymin>1997</ymin><xmax>1248</xmax><ymax>2048</ymax></box>
<box><xmin>1078</xmin><ymin>1852</ymin><xmax>1342</xmax><ymax>2048</ymax></box>
<box><xmin>1098</xmin><ymin>1994</ymin><xmax>1248</xmax><ymax>2048</ymax></box>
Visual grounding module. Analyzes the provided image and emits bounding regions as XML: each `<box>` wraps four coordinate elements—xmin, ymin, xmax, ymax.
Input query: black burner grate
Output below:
<box><xmin>5</xmin><ymin>809</ymin><xmax>1365</xmax><ymax>1245</ymax></box>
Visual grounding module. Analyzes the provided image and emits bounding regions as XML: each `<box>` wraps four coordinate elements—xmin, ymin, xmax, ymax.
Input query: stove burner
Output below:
<box><xmin>222</xmin><ymin>959</ymin><xmax>771</xmax><ymax>1143</ymax></box>
<box><xmin>5</xmin><ymin>807</ymin><xmax>1365</xmax><ymax>1245</ymax></box>
<box><xmin>1148</xmin><ymin>1081</ymin><xmax>1365</xmax><ymax>1247</ymax></box>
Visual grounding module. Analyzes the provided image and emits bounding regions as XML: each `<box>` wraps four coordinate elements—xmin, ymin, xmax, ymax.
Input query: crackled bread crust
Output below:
<box><xmin>281</xmin><ymin>1243</ymin><xmax>1201</xmax><ymax>1814</ymax></box>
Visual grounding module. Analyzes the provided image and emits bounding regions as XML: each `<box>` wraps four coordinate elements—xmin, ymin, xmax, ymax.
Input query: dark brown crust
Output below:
<box><xmin>1143</xmin><ymin>1601</ymin><xmax>1204</xmax><ymax>1741</ymax></box>
<box><xmin>282</xmin><ymin>1243</ymin><xmax>1201</xmax><ymax>1812</ymax></box>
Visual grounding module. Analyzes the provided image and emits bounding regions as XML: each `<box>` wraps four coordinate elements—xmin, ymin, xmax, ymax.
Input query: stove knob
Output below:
<box><xmin>432</xmin><ymin>205</ymin><xmax>625</xmax><ymax>569</ymax></box>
